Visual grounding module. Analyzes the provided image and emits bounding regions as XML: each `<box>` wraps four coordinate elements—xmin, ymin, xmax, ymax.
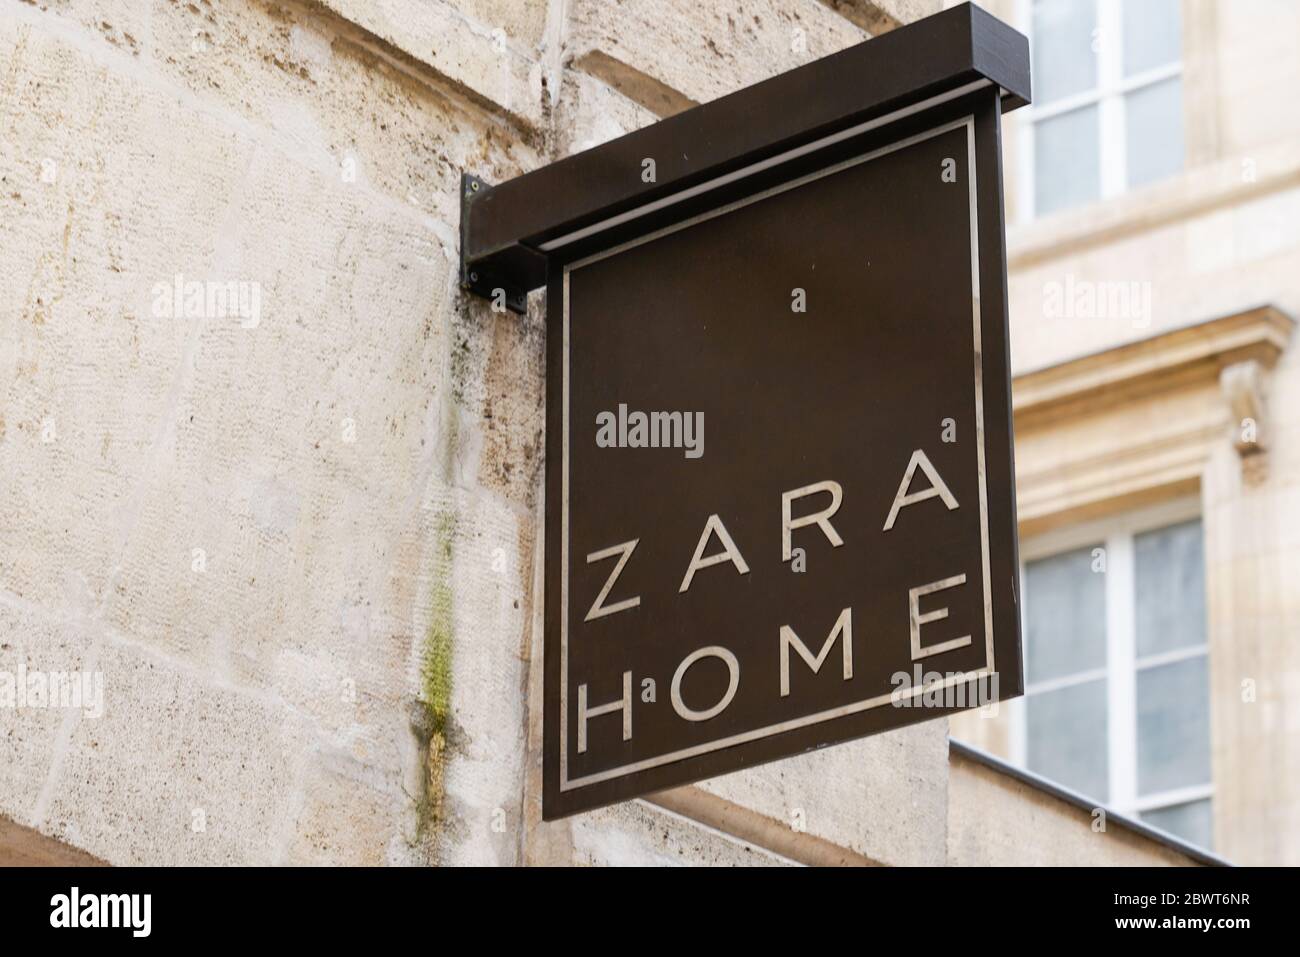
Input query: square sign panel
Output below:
<box><xmin>543</xmin><ymin>97</ymin><xmax>1022</xmax><ymax>819</ymax></box>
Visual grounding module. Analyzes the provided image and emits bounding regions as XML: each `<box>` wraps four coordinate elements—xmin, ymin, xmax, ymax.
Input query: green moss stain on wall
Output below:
<box><xmin>415</xmin><ymin>508</ymin><xmax>457</xmax><ymax>839</ymax></box>
<box><xmin>423</xmin><ymin>511</ymin><xmax>456</xmax><ymax>735</ymax></box>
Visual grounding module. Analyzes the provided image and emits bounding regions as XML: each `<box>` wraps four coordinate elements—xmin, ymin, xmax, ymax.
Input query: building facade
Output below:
<box><xmin>0</xmin><ymin>0</ymin><xmax>1286</xmax><ymax>866</ymax></box>
<box><xmin>951</xmin><ymin>0</ymin><xmax>1300</xmax><ymax>867</ymax></box>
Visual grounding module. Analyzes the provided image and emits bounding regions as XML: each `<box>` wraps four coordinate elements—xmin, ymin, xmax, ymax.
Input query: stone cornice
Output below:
<box><xmin>1012</xmin><ymin>305</ymin><xmax>1294</xmax><ymax>432</ymax></box>
<box><xmin>1011</xmin><ymin>305</ymin><xmax>1293</xmax><ymax>535</ymax></box>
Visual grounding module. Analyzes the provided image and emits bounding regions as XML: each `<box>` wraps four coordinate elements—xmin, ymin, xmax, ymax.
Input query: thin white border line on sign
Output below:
<box><xmin>968</xmin><ymin>118</ymin><xmax>996</xmax><ymax>674</ymax></box>
<box><xmin>559</xmin><ymin>114</ymin><xmax>993</xmax><ymax>793</ymax></box>
<box><xmin>561</xmin><ymin>268</ymin><xmax>571</xmax><ymax>789</ymax></box>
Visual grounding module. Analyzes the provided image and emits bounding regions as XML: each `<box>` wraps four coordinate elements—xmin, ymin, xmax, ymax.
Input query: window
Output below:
<box><xmin>1015</xmin><ymin>500</ymin><xmax>1212</xmax><ymax>849</ymax></box>
<box><xmin>1025</xmin><ymin>0</ymin><xmax>1185</xmax><ymax>217</ymax></box>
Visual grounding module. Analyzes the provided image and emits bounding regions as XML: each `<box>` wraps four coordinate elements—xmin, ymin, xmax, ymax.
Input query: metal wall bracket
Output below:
<box><xmin>459</xmin><ymin>173</ymin><xmax>528</xmax><ymax>315</ymax></box>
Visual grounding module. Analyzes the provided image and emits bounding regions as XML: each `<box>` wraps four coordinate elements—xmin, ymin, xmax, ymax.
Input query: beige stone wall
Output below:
<box><xmin>947</xmin><ymin>751</ymin><xmax>1199</xmax><ymax>866</ymax></box>
<box><xmin>0</xmin><ymin>0</ymin><xmax>554</xmax><ymax>866</ymax></box>
<box><xmin>952</xmin><ymin>0</ymin><xmax>1300</xmax><ymax>866</ymax></box>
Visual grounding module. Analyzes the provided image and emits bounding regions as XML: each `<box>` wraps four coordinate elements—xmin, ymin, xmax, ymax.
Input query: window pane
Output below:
<box><xmin>1033</xmin><ymin>0</ymin><xmax>1098</xmax><ymax>104</ymax></box>
<box><xmin>1142</xmin><ymin>798</ymin><xmax>1213</xmax><ymax>850</ymax></box>
<box><xmin>1125</xmin><ymin>77</ymin><xmax>1184</xmax><ymax>189</ymax></box>
<box><xmin>1123</xmin><ymin>0</ymin><xmax>1182</xmax><ymax>77</ymax></box>
<box><xmin>1025</xmin><ymin>545</ymin><xmax>1107</xmax><ymax>684</ymax></box>
<box><xmin>1135</xmin><ymin>518</ymin><xmax>1205</xmax><ymax>658</ymax></box>
<box><xmin>1035</xmin><ymin>106</ymin><xmax>1101</xmax><ymax>216</ymax></box>
<box><xmin>1137</xmin><ymin>655</ymin><xmax>1211</xmax><ymax>795</ymax></box>
<box><xmin>1027</xmin><ymin>679</ymin><xmax>1109</xmax><ymax>801</ymax></box>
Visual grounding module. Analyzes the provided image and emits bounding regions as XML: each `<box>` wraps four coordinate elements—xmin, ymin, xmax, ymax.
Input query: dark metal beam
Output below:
<box><xmin>459</xmin><ymin>2</ymin><xmax>1030</xmax><ymax>312</ymax></box>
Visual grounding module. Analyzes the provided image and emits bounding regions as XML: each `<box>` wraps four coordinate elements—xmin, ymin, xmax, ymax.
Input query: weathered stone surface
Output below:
<box><xmin>565</xmin><ymin>0</ymin><xmax>866</xmax><ymax>113</ymax></box>
<box><xmin>818</xmin><ymin>0</ymin><xmax>941</xmax><ymax>35</ymax></box>
<box><xmin>317</xmin><ymin>0</ymin><xmax>550</xmax><ymax>130</ymax></box>
<box><xmin>697</xmin><ymin>720</ymin><xmax>950</xmax><ymax>866</ymax></box>
<box><xmin>0</xmin><ymin>0</ymin><xmax>543</xmax><ymax>865</ymax></box>
<box><xmin>36</xmin><ymin>637</ymin><xmax>315</xmax><ymax>865</ymax></box>
<box><xmin>567</xmin><ymin>800</ymin><xmax>794</xmax><ymax>866</ymax></box>
<box><xmin>0</xmin><ymin>601</ymin><xmax>89</xmax><ymax>824</ymax></box>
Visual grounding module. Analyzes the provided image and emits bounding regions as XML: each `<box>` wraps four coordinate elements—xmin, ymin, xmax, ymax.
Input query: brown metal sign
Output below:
<box><xmin>541</xmin><ymin>86</ymin><xmax>1025</xmax><ymax>818</ymax></box>
<box><xmin>450</xmin><ymin>6</ymin><xmax>1031</xmax><ymax>819</ymax></box>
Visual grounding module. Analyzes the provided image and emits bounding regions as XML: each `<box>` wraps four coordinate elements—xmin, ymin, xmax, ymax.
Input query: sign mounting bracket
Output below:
<box><xmin>459</xmin><ymin>173</ymin><xmax>529</xmax><ymax>315</ymax></box>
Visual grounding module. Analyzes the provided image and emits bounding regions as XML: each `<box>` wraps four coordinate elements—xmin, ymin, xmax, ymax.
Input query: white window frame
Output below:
<box><xmin>1016</xmin><ymin>0</ymin><xmax>1184</xmax><ymax>221</ymax></box>
<box><xmin>1010</xmin><ymin>495</ymin><xmax>1212</xmax><ymax>828</ymax></box>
